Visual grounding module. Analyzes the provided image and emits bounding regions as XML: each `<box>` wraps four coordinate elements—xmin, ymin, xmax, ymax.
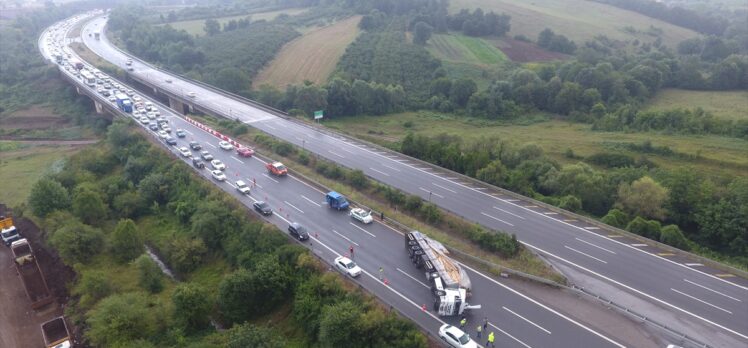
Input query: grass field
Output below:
<box><xmin>427</xmin><ymin>33</ymin><xmax>508</xmax><ymax>65</ymax></box>
<box><xmin>0</xmin><ymin>144</ymin><xmax>81</xmax><ymax>207</ymax></box>
<box><xmin>450</xmin><ymin>0</ymin><xmax>700</xmax><ymax>48</ymax></box>
<box><xmin>644</xmin><ymin>89</ymin><xmax>748</xmax><ymax>120</ymax></box>
<box><xmin>252</xmin><ymin>16</ymin><xmax>361</xmax><ymax>89</ymax></box>
<box><xmin>324</xmin><ymin>112</ymin><xmax>748</xmax><ymax>179</ymax></box>
<box><xmin>162</xmin><ymin>8</ymin><xmax>309</xmax><ymax>36</ymax></box>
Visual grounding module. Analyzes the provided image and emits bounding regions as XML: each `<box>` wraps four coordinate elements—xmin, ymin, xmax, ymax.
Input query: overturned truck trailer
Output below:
<box><xmin>405</xmin><ymin>231</ymin><xmax>480</xmax><ymax>316</ymax></box>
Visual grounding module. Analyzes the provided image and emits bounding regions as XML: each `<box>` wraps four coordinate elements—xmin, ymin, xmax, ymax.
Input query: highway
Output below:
<box><xmin>38</xmin><ymin>14</ymin><xmax>633</xmax><ymax>348</ymax></box>
<box><xmin>73</xmin><ymin>14</ymin><xmax>748</xmax><ymax>346</ymax></box>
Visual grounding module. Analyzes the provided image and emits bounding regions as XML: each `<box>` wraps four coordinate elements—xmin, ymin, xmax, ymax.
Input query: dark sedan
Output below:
<box><xmin>253</xmin><ymin>201</ymin><xmax>272</xmax><ymax>216</ymax></box>
<box><xmin>288</xmin><ymin>222</ymin><xmax>309</xmax><ymax>241</ymax></box>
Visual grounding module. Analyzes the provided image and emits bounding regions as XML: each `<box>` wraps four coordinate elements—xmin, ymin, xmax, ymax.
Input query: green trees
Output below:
<box><xmin>218</xmin><ymin>257</ymin><xmax>292</xmax><ymax>324</ymax></box>
<box><xmin>204</xmin><ymin>18</ymin><xmax>220</xmax><ymax>36</ymax></box>
<box><xmin>172</xmin><ymin>283</ymin><xmax>212</xmax><ymax>330</ymax></box>
<box><xmin>537</xmin><ymin>28</ymin><xmax>576</xmax><ymax>54</ymax></box>
<box><xmin>660</xmin><ymin>225</ymin><xmax>689</xmax><ymax>250</ymax></box>
<box><xmin>625</xmin><ymin>216</ymin><xmax>662</xmax><ymax>240</ymax></box>
<box><xmin>135</xmin><ymin>255</ymin><xmax>164</xmax><ymax>293</ymax></box>
<box><xmin>213</xmin><ymin>67</ymin><xmax>250</xmax><ymax>94</ymax></box>
<box><xmin>49</xmin><ymin>222</ymin><xmax>104</xmax><ymax>264</ymax></box>
<box><xmin>318</xmin><ymin>301</ymin><xmax>362</xmax><ymax>347</ymax></box>
<box><xmin>86</xmin><ymin>292</ymin><xmax>161</xmax><ymax>346</ymax></box>
<box><xmin>224</xmin><ymin>323</ymin><xmax>285</xmax><ymax>348</ymax></box>
<box><xmin>616</xmin><ymin>176</ymin><xmax>669</xmax><ymax>220</ymax></box>
<box><xmin>110</xmin><ymin>219</ymin><xmax>143</xmax><ymax>263</ymax></box>
<box><xmin>413</xmin><ymin>21</ymin><xmax>433</xmax><ymax>45</ymax></box>
<box><xmin>29</xmin><ymin>178</ymin><xmax>70</xmax><ymax>217</ymax></box>
<box><xmin>449</xmin><ymin>78</ymin><xmax>477</xmax><ymax>107</ymax></box>
<box><xmin>72</xmin><ymin>186</ymin><xmax>108</xmax><ymax>224</ymax></box>
<box><xmin>167</xmin><ymin>237</ymin><xmax>207</xmax><ymax>273</ymax></box>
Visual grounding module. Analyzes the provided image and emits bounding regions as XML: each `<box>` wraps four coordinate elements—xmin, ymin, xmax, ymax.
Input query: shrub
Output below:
<box><xmin>28</xmin><ymin>178</ymin><xmax>70</xmax><ymax>217</ymax></box>
<box><xmin>273</xmin><ymin>141</ymin><xmax>295</xmax><ymax>157</ymax></box>
<box><xmin>224</xmin><ymin>323</ymin><xmax>285</xmax><ymax>348</ymax></box>
<box><xmin>586</xmin><ymin>152</ymin><xmax>636</xmax><ymax>168</ymax></box>
<box><xmin>75</xmin><ymin>270</ymin><xmax>112</xmax><ymax>309</ymax></box>
<box><xmin>659</xmin><ymin>224</ymin><xmax>690</xmax><ymax>250</ymax></box>
<box><xmin>110</xmin><ymin>219</ymin><xmax>143</xmax><ymax>263</ymax></box>
<box><xmin>404</xmin><ymin>195</ymin><xmax>423</xmax><ymax>212</ymax></box>
<box><xmin>168</xmin><ymin>237</ymin><xmax>207</xmax><ymax>274</ymax></box>
<box><xmin>347</xmin><ymin>169</ymin><xmax>368</xmax><ymax>189</ymax></box>
<box><xmin>86</xmin><ymin>292</ymin><xmax>161</xmax><ymax>346</ymax></box>
<box><xmin>49</xmin><ymin>222</ymin><xmax>104</xmax><ymax>264</ymax></box>
<box><xmin>625</xmin><ymin>216</ymin><xmax>662</xmax><ymax>240</ymax></box>
<box><xmin>134</xmin><ymin>254</ymin><xmax>164</xmax><ymax>293</ymax></box>
<box><xmin>601</xmin><ymin>208</ymin><xmax>630</xmax><ymax>228</ymax></box>
<box><xmin>558</xmin><ymin>195</ymin><xmax>582</xmax><ymax>212</ymax></box>
<box><xmin>172</xmin><ymin>283</ymin><xmax>212</xmax><ymax>331</ymax></box>
<box><xmin>419</xmin><ymin>203</ymin><xmax>442</xmax><ymax>224</ymax></box>
<box><xmin>297</xmin><ymin>151</ymin><xmax>310</xmax><ymax>165</ymax></box>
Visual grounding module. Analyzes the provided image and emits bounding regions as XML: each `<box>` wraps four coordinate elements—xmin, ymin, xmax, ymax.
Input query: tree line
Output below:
<box><xmin>25</xmin><ymin>120</ymin><xmax>427</xmax><ymax>347</ymax></box>
<box><xmin>398</xmin><ymin>133</ymin><xmax>747</xmax><ymax>265</ymax></box>
<box><xmin>593</xmin><ymin>0</ymin><xmax>728</xmax><ymax>36</ymax></box>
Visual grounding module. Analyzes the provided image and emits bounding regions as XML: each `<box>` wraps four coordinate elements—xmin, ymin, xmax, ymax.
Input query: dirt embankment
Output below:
<box><xmin>0</xmin><ymin>205</ymin><xmax>78</xmax><ymax>347</ymax></box>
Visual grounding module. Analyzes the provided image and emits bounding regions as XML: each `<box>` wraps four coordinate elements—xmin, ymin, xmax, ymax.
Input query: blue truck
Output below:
<box><xmin>325</xmin><ymin>191</ymin><xmax>350</xmax><ymax>210</ymax></box>
<box><xmin>115</xmin><ymin>93</ymin><xmax>133</xmax><ymax>113</ymax></box>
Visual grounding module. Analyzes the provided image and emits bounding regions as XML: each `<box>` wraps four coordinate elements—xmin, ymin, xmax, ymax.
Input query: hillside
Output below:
<box><xmin>450</xmin><ymin>0</ymin><xmax>701</xmax><ymax>48</ymax></box>
<box><xmin>253</xmin><ymin>15</ymin><xmax>361</xmax><ymax>88</ymax></box>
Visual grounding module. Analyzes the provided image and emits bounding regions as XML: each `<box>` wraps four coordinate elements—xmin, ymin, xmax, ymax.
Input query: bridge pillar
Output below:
<box><xmin>169</xmin><ymin>97</ymin><xmax>187</xmax><ymax>114</ymax></box>
<box><xmin>94</xmin><ymin>100</ymin><xmax>104</xmax><ymax>114</ymax></box>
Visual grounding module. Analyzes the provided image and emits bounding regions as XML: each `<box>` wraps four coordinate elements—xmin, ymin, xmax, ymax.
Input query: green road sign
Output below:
<box><xmin>314</xmin><ymin>110</ymin><xmax>324</xmax><ymax>120</ymax></box>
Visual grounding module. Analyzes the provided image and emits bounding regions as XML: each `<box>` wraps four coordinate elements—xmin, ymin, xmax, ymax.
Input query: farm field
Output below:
<box><xmin>162</xmin><ymin>8</ymin><xmax>309</xmax><ymax>36</ymax></box>
<box><xmin>324</xmin><ymin>112</ymin><xmax>748</xmax><ymax>179</ymax></box>
<box><xmin>643</xmin><ymin>89</ymin><xmax>748</xmax><ymax>120</ymax></box>
<box><xmin>427</xmin><ymin>33</ymin><xmax>508</xmax><ymax>65</ymax></box>
<box><xmin>450</xmin><ymin>0</ymin><xmax>700</xmax><ymax>48</ymax></box>
<box><xmin>253</xmin><ymin>16</ymin><xmax>361</xmax><ymax>89</ymax></box>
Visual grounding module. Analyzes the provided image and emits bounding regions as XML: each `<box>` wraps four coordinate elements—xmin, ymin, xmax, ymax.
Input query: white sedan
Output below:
<box><xmin>334</xmin><ymin>256</ymin><xmax>362</xmax><ymax>277</ymax></box>
<box><xmin>235</xmin><ymin>180</ymin><xmax>251</xmax><ymax>195</ymax></box>
<box><xmin>211</xmin><ymin>170</ymin><xmax>226</xmax><ymax>181</ymax></box>
<box><xmin>157</xmin><ymin>130</ymin><xmax>168</xmax><ymax>139</ymax></box>
<box><xmin>218</xmin><ymin>141</ymin><xmax>234</xmax><ymax>151</ymax></box>
<box><xmin>349</xmin><ymin>208</ymin><xmax>373</xmax><ymax>224</ymax></box>
<box><xmin>438</xmin><ymin>324</ymin><xmax>477</xmax><ymax>348</ymax></box>
<box><xmin>211</xmin><ymin>159</ymin><xmax>226</xmax><ymax>171</ymax></box>
<box><xmin>178</xmin><ymin>147</ymin><xmax>191</xmax><ymax>158</ymax></box>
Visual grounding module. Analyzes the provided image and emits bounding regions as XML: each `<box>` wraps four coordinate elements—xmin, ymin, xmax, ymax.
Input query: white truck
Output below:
<box><xmin>41</xmin><ymin>316</ymin><xmax>71</xmax><ymax>348</ymax></box>
<box><xmin>405</xmin><ymin>231</ymin><xmax>480</xmax><ymax>316</ymax></box>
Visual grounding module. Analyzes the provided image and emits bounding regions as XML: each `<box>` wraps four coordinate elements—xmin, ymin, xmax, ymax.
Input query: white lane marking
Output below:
<box><xmin>381</xmin><ymin>163</ymin><xmax>401</xmax><ymax>172</ymax></box>
<box><xmin>396</xmin><ymin>268</ymin><xmax>430</xmax><ymax>289</ymax></box>
<box><xmin>564</xmin><ymin>245</ymin><xmax>607</xmax><ymax>264</ymax></box>
<box><xmin>584</xmin><ymin>226</ymin><xmax>600</xmax><ymax>230</ymax></box>
<box><xmin>480</xmin><ymin>212</ymin><xmax>514</xmax><ymax>226</ymax></box>
<box><xmin>231</xmin><ymin>156</ymin><xmax>244</xmax><ymax>164</ymax></box>
<box><xmin>301</xmin><ymin>195</ymin><xmax>322</xmax><ymax>207</ymax></box>
<box><xmin>226</xmin><ymin>182</ymin><xmax>236</xmax><ymax>188</ymax></box>
<box><xmin>671</xmin><ymin>288</ymin><xmax>733</xmax><ymax>314</ymax></box>
<box><xmin>206</xmin><ymin>143</ymin><xmax>217</xmax><ymax>149</ymax></box>
<box><xmin>503</xmin><ymin>306</ymin><xmax>552</xmax><ymax>334</ymax></box>
<box><xmin>288</xmin><ymin>174</ymin><xmax>326</xmax><ymax>195</ymax></box>
<box><xmin>489</xmin><ymin>322</ymin><xmax>532</xmax><ymax>348</ymax></box>
<box><xmin>683</xmin><ymin>279</ymin><xmax>742</xmax><ymax>302</ymax></box>
<box><xmin>332</xmin><ymin>230</ymin><xmax>359</xmax><ymax>247</ymax></box>
<box><xmin>419</xmin><ymin>187</ymin><xmax>444</xmax><ymax>198</ymax></box>
<box><xmin>265</xmin><ymin>124</ymin><xmax>277</xmax><ymax>130</ymax></box>
<box><xmin>432</xmin><ymin>182</ymin><xmax>457</xmax><ymax>193</ymax></box>
<box><xmin>492</xmin><ymin>206</ymin><xmax>525</xmax><ymax>220</ymax></box>
<box><xmin>685</xmin><ymin>263</ymin><xmax>704</xmax><ymax>267</ymax></box>
<box><xmin>506</xmin><ymin>199</ymin><xmax>519</xmax><ymax>202</ymax></box>
<box><xmin>631</xmin><ymin>243</ymin><xmax>648</xmax><ymax>247</ymax></box>
<box><xmin>295</xmin><ymin>136</ymin><xmax>304</xmax><ymax>141</ymax></box>
<box><xmin>262</xmin><ymin>173</ymin><xmax>280</xmax><ymax>183</ymax></box>
<box><xmin>575</xmin><ymin>238</ymin><xmax>616</xmax><ymax>254</ymax></box>
<box><xmin>369</xmin><ymin>167</ymin><xmax>390</xmax><ymax>177</ymax></box>
<box><xmin>525</xmin><ymin>242</ymin><xmax>748</xmax><ymax>341</ymax></box>
<box><xmin>474</xmin><ymin>187</ymin><xmax>487</xmax><ymax>190</ymax></box>
<box><xmin>544</xmin><ymin>212</ymin><xmax>558</xmax><ymax>215</ymax></box>
<box><xmin>328</xmin><ymin>150</ymin><xmax>345</xmax><ymax>158</ymax></box>
<box><xmin>349</xmin><ymin>222</ymin><xmax>376</xmax><ymax>238</ymax></box>
<box><xmin>183</xmin><ymin>129</ymin><xmax>194</xmax><ymax>135</ymax></box>
<box><xmin>284</xmin><ymin>201</ymin><xmax>304</xmax><ymax>214</ymax></box>
<box><xmin>340</xmin><ymin>147</ymin><xmax>355</xmax><ymax>154</ymax></box>
<box><xmin>460</xmin><ymin>262</ymin><xmax>624</xmax><ymax>348</ymax></box>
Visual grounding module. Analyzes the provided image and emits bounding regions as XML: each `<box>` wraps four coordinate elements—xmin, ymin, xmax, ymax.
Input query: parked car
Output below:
<box><xmin>211</xmin><ymin>159</ymin><xmax>226</xmax><ymax>171</ymax></box>
<box><xmin>438</xmin><ymin>325</ymin><xmax>477</xmax><ymax>348</ymax></box>
<box><xmin>236</xmin><ymin>147</ymin><xmax>254</xmax><ymax>157</ymax></box>
<box><xmin>349</xmin><ymin>208</ymin><xmax>374</xmax><ymax>224</ymax></box>
<box><xmin>253</xmin><ymin>201</ymin><xmax>272</xmax><ymax>215</ymax></box>
<box><xmin>334</xmin><ymin>256</ymin><xmax>362</xmax><ymax>277</ymax></box>
<box><xmin>192</xmin><ymin>157</ymin><xmax>205</xmax><ymax>169</ymax></box>
<box><xmin>178</xmin><ymin>147</ymin><xmax>191</xmax><ymax>158</ymax></box>
<box><xmin>288</xmin><ymin>222</ymin><xmax>309</xmax><ymax>241</ymax></box>
<box><xmin>235</xmin><ymin>180</ymin><xmax>251</xmax><ymax>195</ymax></box>
<box><xmin>211</xmin><ymin>170</ymin><xmax>226</xmax><ymax>181</ymax></box>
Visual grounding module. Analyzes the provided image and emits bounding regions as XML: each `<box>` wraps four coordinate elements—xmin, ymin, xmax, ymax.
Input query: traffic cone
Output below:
<box><xmin>421</xmin><ymin>304</ymin><xmax>427</xmax><ymax>311</ymax></box>
<box><xmin>383</xmin><ymin>278</ymin><xmax>389</xmax><ymax>285</ymax></box>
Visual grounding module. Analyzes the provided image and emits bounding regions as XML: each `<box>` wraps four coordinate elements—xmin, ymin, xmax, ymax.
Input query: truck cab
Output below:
<box><xmin>2</xmin><ymin>225</ymin><xmax>21</xmax><ymax>246</ymax></box>
<box><xmin>325</xmin><ymin>191</ymin><xmax>350</xmax><ymax>210</ymax></box>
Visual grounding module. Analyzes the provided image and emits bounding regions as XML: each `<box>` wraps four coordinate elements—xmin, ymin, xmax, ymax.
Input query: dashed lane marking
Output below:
<box><xmin>332</xmin><ymin>230</ymin><xmax>359</xmax><ymax>247</ymax></box>
<box><xmin>301</xmin><ymin>195</ymin><xmax>321</xmax><ymax>207</ymax></box>
<box><xmin>480</xmin><ymin>212</ymin><xmax>514</xmax><ymax>226</ymax></box>
<box><xmin>284</xmin><ymin>201</ymin><xmax>304</xmax><ymax>214</ymax></box>
<box><xmin>369</xmin><ymin>167</ymin><xmax>390</xmax><ymax>177</ymax></box>
<box><xmin>396</xmin><ymin>268</ymin><xmax>430</xmax><ymax>289</ymax></box>
<box><xmin>583</xmin><ymin>227</ymin><xmax>600</xmax><ymax>230</ymax></box>
<box><xmin>349</xmin><ymin>222</ymin><xmax>376</xmax><ymax>238</ymax></box>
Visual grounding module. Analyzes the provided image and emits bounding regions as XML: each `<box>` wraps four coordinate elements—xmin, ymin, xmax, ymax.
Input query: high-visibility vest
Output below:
<box><xmin>460</xmin><ymin>319</ymin><xmax>466</xmax><ymax>326</ymax></box>
<box><xmin>488</xmin><ymin>332</ymin><xmax>495</xmax><ymax>342</ymax></box>
<box><xmin>476</xmin><ymin>325</ymin><xmax>482</xmax><ymax>332</ymax></box>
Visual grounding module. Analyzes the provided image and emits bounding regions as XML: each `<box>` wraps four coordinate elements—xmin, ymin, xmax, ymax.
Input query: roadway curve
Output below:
<box><xmin>60</xmin><ymin>12</ymin><xmax>748</xmax><ymax>347</ymax></box>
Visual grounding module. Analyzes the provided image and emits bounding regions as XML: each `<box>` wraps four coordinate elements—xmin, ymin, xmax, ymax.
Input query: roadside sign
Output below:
<box><xmin>314</xmin><ymin>110</ymin><xmax>324</xmax><ymax>120</ymax></box>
